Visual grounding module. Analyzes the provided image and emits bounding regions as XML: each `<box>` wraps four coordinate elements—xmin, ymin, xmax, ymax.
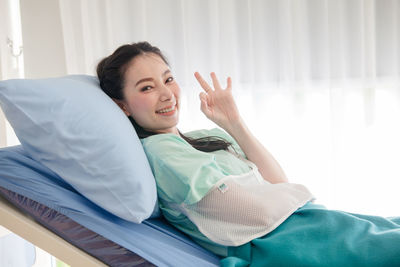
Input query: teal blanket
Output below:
<box><xmin>221</xmin><ymin>203</ymin><xmax>400</xmax><ymax>267</ymax></box>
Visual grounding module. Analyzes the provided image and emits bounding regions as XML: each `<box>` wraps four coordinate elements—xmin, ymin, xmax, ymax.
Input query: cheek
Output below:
<box><xmin>130</xmin><ymin>98</ymin><xmax>152</xmax><ymax>115</ymax></box>
<box><xmin>125</xmin><ymin>94</ymin><xmax>154</xmax><ymax>116</ymax></box>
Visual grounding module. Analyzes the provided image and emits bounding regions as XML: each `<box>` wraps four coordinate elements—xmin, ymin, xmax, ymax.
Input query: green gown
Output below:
<box><xmin>142</xmin><ymin>128</ymin><xmax>400</xmax><ymax>266</ymax></box>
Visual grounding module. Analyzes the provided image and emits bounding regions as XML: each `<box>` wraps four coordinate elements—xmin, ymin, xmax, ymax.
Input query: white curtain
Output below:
<box><xmin>0</xmin><ymin>0</ymin><xmax>23</xmax><ymax>148</ymax></box>
<box><xmin>58</xmin><ymin>0</ymin><xmax>400</xmax><ymax>216</ymax></box>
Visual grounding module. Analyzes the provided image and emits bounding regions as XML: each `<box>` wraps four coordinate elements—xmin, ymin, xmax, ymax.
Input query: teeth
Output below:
<box><xmin>157</xmin><ymin>105</ymin><xmax>175</xmax><ymax>113</ymax></box>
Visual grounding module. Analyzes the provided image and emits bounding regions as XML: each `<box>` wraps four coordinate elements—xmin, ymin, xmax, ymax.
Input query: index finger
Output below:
<box><xmin>210</xmin><ymin>72</ymin><xmax>222</xmax><ymax>90</ymax></box>
<box><xmin>194</xmin><ymin>72</ymin><xmax>213</xmax><ymax>92</ymax></box>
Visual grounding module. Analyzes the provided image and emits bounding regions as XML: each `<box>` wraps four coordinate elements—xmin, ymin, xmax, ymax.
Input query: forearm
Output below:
<box><xmin>224</xmin><ymin>119</ymin><xmax>288</xmax><ymax>184</ymax></box>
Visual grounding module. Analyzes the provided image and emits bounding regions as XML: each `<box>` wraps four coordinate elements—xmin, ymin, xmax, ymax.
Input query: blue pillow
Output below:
<box><xmin>0</xmin><ymin>75</ymin><xmax>159</xmax><ymax>222</ymax></box>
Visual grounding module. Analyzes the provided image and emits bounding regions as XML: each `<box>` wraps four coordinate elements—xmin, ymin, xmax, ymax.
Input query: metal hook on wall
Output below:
<box><xmin>6</xmin><ymin>37</ymin><xmax>23</xmax><ymax>57</ymax></box>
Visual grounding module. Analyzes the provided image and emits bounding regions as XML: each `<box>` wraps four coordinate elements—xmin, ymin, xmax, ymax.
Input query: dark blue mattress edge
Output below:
<box><xmin>0</xmin><ymin>186</ymin><xmax>155</xmax><ymax>267</ymax></box>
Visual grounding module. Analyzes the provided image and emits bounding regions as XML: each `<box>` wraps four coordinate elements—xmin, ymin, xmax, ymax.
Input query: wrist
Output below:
<box><xmin>224</xmin><ymin>117</ymin><xmax>249</xmax><ymax>138</ymax></box>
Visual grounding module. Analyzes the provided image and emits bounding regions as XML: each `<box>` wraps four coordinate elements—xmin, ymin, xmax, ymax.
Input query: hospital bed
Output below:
<box><xmin>0</xmin><ymin>145</ymin><xmax>220</xmax><ymax>267</ymax></box>
<box><xmin>3</xmin><ymin>74</ymin><xmax>400</xmax><ymax>266</ymax></box>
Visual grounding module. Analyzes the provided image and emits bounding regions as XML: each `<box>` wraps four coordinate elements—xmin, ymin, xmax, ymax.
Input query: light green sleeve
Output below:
<box><xmin>142</xmin><ymin>134</ymin><xmax>228</xmax><ymax>205</ymax></box>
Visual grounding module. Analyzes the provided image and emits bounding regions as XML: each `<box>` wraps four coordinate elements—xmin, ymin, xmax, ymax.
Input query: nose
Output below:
<box><xmin>159</xmin><ymin>84</ymin><xmax>174</xmax><ymax>102</ymax></box>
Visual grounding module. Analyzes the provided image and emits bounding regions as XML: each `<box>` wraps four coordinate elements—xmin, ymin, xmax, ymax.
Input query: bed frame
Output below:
<box><xmin>0</xmin><ymin>194</ymin><xmax>107</xmax><ymax>267</ymax></box>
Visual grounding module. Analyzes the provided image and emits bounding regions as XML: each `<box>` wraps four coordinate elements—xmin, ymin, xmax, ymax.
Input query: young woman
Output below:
<box><xmin>97</xmin><ymin>42</ymin><xmax>400</xmax><ymax>266</ymax></box>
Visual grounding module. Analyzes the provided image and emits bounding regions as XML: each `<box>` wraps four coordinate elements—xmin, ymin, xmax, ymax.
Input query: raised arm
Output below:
<box><xmin>194</xmin><ymin>72</ymin><xmax>288</xmax><ymax>184</ymax></box>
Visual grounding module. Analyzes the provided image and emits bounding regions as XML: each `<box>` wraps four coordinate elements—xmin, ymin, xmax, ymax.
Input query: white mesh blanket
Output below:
<box><xmin>173</xmin><ymin>165</ymin><xmax>313</xmax><ymax>246</ymax></box>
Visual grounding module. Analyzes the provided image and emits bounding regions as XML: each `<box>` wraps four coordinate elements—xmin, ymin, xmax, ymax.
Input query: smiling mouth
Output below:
<box><xmin>156</xmin><ymin>104</ymin><xmax>177</xmax><ymax>114</ymax></box>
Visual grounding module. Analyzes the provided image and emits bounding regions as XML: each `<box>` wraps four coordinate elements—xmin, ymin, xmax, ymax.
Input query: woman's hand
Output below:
<box><xmin>194</xmin><ymin>72</ymin><xmax>242</xmax><ymax>132</ymax></box>
<box><xmin>195</xmin><ymin>72</ymin><xmax>288</xmax><ymax>184</ymax></box>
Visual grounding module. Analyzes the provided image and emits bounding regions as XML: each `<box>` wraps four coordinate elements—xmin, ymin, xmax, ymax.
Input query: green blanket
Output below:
<box><xmin>221</xmin><ymin>203</ymin><xmax>400</xmax><ymax>267</ymax></box>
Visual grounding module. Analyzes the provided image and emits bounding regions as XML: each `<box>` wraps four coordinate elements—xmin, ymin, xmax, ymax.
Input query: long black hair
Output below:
<box><xmin>96</xmin><ymin>41</ymin><xmax>231</xmax><ymax>152</ymax></box>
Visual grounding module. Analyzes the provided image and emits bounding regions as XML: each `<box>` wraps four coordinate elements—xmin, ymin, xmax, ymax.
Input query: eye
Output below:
<box><xmin>140</xmin><ymin>86</ymin><xmax>152</xmax><ymax>92</ymax></box>
<box><xmin>166</xmin><ymin>76</ymin><xmax>174</xmax><ymax>83</ymax></box>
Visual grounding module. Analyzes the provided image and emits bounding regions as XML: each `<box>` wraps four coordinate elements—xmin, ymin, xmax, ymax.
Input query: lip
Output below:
<box><xmin>155</xmin><ymin>104</ymin><xmax>177</xmax><ymax>116</ymax></box>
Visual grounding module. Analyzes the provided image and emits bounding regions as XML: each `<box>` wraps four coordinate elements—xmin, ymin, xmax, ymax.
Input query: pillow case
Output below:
<box><xmin>0</xmin><ymin>75</ymin><xmax>159</xmax><ymax>222</ymax></box>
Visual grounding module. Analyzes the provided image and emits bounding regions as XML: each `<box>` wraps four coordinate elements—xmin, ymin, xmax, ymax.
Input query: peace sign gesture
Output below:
<box><xmin>194</xmin><ymin>72</ymin><xmax>242</xmax><ymax>132</ymax></box>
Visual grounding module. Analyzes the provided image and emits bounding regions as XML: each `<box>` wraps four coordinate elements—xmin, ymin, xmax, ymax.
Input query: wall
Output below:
<box><xmin>20</xmin><ymin>0</ymin><xmax>67</xmax><ymax>78</ymax></box>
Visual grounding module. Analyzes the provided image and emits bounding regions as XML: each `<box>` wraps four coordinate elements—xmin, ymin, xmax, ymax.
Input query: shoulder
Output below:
<box><xmin>185</xmin><ymin>127</ymin><xmax>232</xmax><ymax>140</ymax></box>
<box><xmin>141</xmin><ymin>134</ymin><xmax>188</xmax><ymax>151</ymax></box>
<box><xmin>140</xmin><ymin>133</ymin><xmax>203</xmax><ymax>161</ymax></box>
<box><xmin>186</xmin><ymin>128</ymin><xmax>246</xmax><ymax>158</ymax></box>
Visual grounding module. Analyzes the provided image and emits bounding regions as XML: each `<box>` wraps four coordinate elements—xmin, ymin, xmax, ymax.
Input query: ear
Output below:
<box><xmin>112</xmin><ymin>98</ymin><xmax>131</xmax><ymax>116</ymax></box>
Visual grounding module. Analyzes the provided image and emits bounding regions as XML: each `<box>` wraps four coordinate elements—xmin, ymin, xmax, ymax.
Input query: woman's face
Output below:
<box><xmin>117</xmin><ymin>53</ymin><xmax>180</xmax><ymax>135</ymax></box>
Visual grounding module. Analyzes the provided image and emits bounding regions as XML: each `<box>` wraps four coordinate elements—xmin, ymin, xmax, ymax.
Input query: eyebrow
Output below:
<box><xmin>135</xmin><ymin>69</ymin><xmax>171</xmax><ymax>87</ymax></box>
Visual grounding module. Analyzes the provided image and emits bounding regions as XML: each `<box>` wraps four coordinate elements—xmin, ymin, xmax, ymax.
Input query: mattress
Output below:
<box><xmin>0</xmin><ymin>186</ymin><xmax>153</xmax><ymax>266</ymax></box>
